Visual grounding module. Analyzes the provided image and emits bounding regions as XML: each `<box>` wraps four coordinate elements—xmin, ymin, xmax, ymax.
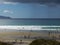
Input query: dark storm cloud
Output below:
<box><xmin>4</xmin><ymin>0</ymin><xmax>60</xmax><ymax>4</ymax></box>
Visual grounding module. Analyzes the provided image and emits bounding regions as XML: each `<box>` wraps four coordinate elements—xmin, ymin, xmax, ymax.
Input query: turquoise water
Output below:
<box><xmin>0</xmin><ymin>19</ymin><xmax>60</xmax><ymax>26</ymax></box>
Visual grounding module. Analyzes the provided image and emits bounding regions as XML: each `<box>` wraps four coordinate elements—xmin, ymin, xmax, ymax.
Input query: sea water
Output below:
<box><xmin>0</xmin><ymin>19</ymin><xmax>60</xmax><ymax>26</ymax></box>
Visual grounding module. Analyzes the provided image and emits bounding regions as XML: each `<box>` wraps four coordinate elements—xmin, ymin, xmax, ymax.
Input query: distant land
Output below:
<box><xmin>0</xmin><ymin>16</ymin><xmax>60</xmax><ymax>19</ymax></box>
<box><xmin>0</xmin><ymin>16</ymin><xmax>11</xmax><ymax>19</ymax></box>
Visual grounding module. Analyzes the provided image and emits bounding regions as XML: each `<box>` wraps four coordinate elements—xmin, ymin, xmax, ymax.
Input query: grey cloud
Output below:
<box><xmin>3</xmin><ymin>0</ymin><xmax>60</xmax><ymax>4</ymax></box>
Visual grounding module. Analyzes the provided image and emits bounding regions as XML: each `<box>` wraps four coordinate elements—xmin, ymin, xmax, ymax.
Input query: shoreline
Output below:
<box><xmin>0</xmin><ymin>25</ymin><xmax>59</xmax><ymax>30</ymax></box>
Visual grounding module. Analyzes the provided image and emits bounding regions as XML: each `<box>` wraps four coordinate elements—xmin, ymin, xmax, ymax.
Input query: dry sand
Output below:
<box><xmin>0</xmin><ymin>31</ymin><xmax>60</xmax><ymax>43</ymax></box>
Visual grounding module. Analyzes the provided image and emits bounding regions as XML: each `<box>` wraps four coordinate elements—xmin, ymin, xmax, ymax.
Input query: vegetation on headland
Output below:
<box><xmin>29</xmin><ymin>39</ymin><xmax>60</xmax><ymax>45</ymax></box>
<box><xmin>0</xmin><ymin>42</ymin><xmax>12</xmax><ymax>45</ymax></box>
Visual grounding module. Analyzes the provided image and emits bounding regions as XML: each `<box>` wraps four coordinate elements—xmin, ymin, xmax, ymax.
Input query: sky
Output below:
<box><xmin>0</xmin><ymin>0</ymin><xmax>60</xmax><ymax>18</ymax></box>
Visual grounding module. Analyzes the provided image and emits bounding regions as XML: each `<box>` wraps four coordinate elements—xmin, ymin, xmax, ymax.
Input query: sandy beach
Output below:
<box><xmin>0</xmin><ymin>31</ymin><xmax>60</xmax><ymax>41</ymax></box>
<box><xmin>0</xmin><ymin>26</ymin><xmax>59</xmax><ymax>45</ymax></box>
<box><xmin>0</xmin><ymin>31</ymin><xmax>60</xmax><ymax>45</ymax></box>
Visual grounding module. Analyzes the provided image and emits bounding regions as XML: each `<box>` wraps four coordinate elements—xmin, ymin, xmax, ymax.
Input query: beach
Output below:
<box><xmin>0</xmin><ymin>26</ymin><xmax>59</xmax><ymax>45</ymax></box>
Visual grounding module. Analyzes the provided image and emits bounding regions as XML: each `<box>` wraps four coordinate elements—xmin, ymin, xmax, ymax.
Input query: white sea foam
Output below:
<box><xmin>0</xmin><ymin>25</ymin><xmax>59</xmax><ymax>30</ymax></box>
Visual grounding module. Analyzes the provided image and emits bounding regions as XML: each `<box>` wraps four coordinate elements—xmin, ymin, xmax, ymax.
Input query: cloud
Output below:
<box><xmin>3</xmin><ymin>10</ymin><xmax>13</xmax><ymax>14</ymax></box>
<box><xmin>0</xmin><ymin>0</ymin><xmax>19</xmax><ymax>5</ymax></box>
<box><xmin>0</xmin><ymin>0</ymin><xmax>60</xmax><ymax>5</ymax></box>
<box><xmin>2</xmin><ymin>0</ymin><xmax>60</xmax><ymax>4</ymax></box>
<box><xmin>0</xmin><ymin>1</ymin><xmax>18</xmax><ymax>5</ymax></box>
<box><xmin>3</xmin><ymin>2</ymin><xmax>18</xmax><ymax>5</ymax></box>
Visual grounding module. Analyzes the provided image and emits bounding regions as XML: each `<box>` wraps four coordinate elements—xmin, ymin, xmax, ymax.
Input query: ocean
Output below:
<box><xmin>0</xmin><ymin>19</ymin><xmax>60</xmax><ymax>26</ymax></box>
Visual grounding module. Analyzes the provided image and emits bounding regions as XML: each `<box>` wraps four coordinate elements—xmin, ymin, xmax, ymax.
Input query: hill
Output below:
<box><xmin>0</xmin><ymin>16</ymin><xmax>11</xmax><ymax>19</ymax></box>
